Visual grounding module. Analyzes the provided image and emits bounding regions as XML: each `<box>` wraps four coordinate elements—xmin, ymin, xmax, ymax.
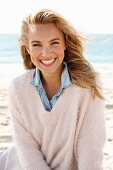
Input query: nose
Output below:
<box><xmin>41</xmin><ymin>47</ymin><xmax>50</xmax><ymax>57</ymax></box>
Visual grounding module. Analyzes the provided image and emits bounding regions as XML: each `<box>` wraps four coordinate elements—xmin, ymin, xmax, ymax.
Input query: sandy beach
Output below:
<box><xmin>0</xmin><ymin>63</ymin><xmax>113</xmax><ymax>170</ymax></box>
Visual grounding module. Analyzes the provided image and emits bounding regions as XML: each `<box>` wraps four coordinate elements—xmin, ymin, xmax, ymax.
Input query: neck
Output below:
<box><xmin>41</xmin><ymin>65</ymin><xmax>63</xmax><ymax>87</ymax></box>
<box><xmin>40</xmin><ymin>65</ymin><xmax>63</xmax><ymax>99</ymax></box>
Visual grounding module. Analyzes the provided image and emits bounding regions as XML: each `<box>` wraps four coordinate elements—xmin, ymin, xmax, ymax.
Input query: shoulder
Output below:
<box><xmin>70</xmin><ymin>84</ymin><xmax>103</xmax><ymax>106</ymax></box>
<box><xmin>70</xmin><ymin>84</ymin><xmax>91</xmax><ymax>99</ymax></box>
<box><xmin>8</xmin><ymin>69</ymin><xmax>35</xmax><ymax>94</ymax></box>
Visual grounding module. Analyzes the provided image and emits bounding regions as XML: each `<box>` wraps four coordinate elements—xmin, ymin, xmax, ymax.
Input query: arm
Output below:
<box><xmin>74</xmin><ymin>95</ymin><xmax>106</xmax><ymax>170</ymax></box>
<box><xmin>8</xmin><ymin>81</ymin><xmax>51</xmax><ymax>170</ymax></box>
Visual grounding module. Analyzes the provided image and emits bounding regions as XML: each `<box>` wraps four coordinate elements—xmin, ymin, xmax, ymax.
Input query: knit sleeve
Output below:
<box><xmin>8</xmin><ymin>80</ymin><xmax>51</xmax><ymax>170</ymax></box>
<box><xmin>75</xmin><ymin>95</ymin><xmax>106</xmax><ymax>170</ymax></box>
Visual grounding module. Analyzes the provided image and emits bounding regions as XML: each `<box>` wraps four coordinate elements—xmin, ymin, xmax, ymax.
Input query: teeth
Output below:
<box><xmin>41</xmin><ymin>59</ymin><xmax>55</xmax><ymax>65</ymax></box>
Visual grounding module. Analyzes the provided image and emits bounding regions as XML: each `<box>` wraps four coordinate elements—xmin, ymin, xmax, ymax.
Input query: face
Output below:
<box><xmin>27</xmin><ymin>23</ymin><xmax>66</xmax><ymax>77</ymax></box>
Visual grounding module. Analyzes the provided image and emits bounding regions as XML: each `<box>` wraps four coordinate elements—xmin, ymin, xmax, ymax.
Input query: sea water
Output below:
<box><xmin>0</xmin><ymin>34</ymin><xmax>113</xmax><ymax>64</ymax></box>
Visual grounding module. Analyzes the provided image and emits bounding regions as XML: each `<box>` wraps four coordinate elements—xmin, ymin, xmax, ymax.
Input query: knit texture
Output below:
<box><xmin>8</xmin><ymin>69</ymin><xmax>105</xmax><ymax>170</ymax></box>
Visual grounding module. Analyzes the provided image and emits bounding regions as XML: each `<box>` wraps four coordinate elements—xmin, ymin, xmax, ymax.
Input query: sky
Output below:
<box><xmin>0</xmin><ymin>0</ymin><xmax>113</xmax><ymax>34</ymax></box>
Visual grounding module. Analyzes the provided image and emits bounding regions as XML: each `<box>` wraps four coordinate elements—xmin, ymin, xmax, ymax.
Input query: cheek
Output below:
<box><xmin>30</xmin><ymin>50</ymin><xmax>40</xmax><ymax>61</ymax></box>
<box><xmin>30</xmin><ymin>53</ymin><xmax>42</xmax><ymax>68</ymax></box>
<box><xmin>30</xmin><ymin>54</ymin><xmax>38</xmax><ymax>64</ymax></box>
<box><xmin>58</xmin><ymin>48</ymin><xmax>65</xmax><ymax>59</ymax></box>
<box><xmin>55</xmin><ymin>46</ymin><xmax>65</xmax><ymax>56</ymax></box>
<box><xmin>30</xmin><ymin>55</ymin><xmax>40</xmax><ymax>67</ymax></box>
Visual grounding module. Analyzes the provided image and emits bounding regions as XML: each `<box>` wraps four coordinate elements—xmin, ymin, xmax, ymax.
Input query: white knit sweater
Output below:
<box><xmin>8</xmin><ymin>69</ymin><xmax>105</xmax><ymax>170</ymax></box>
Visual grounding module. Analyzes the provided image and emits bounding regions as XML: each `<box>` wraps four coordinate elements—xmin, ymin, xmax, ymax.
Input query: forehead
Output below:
<box><xmin>28</xmin><ymin>23</ymin><xmax>64</xmax><ymax>40</ymax></box>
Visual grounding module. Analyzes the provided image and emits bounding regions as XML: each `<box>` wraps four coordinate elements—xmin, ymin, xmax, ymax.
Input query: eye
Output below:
<box><xmin>32</xmin><ymin>44</ymin><xmax>42</xmax><ymax>47</ymax></box>
<box><xmin>51</xmin><ymin>41</ymin><xmax>60</xmax><ymax>45</ymax></box>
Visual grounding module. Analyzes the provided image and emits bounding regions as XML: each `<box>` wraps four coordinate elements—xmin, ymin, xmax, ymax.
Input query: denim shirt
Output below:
<box><xmin>31</xmin><ymin>62</ymin><xmax>72</xmax><ymax>112</ymax></box>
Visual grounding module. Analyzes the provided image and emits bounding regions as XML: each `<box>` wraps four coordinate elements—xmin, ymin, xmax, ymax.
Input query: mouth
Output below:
<box><xmin>40</xmin><ymin>58</ymin><xmax>56</xmax><ymax>66</ymax></box>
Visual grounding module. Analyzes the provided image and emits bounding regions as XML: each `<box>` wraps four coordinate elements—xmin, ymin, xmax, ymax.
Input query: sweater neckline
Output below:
<box><xmin>29</xmin><ymin>69</ymin><xmax>73</xmax><ymax>114</ymax></box>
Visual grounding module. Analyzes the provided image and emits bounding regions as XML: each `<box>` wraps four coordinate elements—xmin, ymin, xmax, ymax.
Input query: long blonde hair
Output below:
<box><xmin>19</xmin><ymin>9</ymin><xmax>104</xmax><ymax>99</ymax></box>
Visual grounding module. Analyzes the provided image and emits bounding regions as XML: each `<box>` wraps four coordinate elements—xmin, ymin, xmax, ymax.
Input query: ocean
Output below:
<box><xmin>0</xmin><ymin>34</ymin><xmax>113</xmax><ymax>64</ymax></box>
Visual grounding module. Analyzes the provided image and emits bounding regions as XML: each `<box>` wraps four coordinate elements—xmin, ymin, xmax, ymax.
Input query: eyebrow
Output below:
<box><xmin>31</xmin><ymin>38</ymin><xmax>61</xmax><ymax>44</ymax></box>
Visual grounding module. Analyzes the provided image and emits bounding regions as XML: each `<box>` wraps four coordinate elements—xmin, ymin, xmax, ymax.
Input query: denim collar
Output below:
<box><xmin>31</xmin><ymin>61</ymin><xmax>72</xmax><ymax>89</ymax></box>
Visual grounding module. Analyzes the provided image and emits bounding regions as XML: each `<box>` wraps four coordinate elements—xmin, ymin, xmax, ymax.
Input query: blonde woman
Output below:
<box><xmin>0</xmin><ymin>9</ymin><xmax>105</xmax><ymax>170</ymax></box>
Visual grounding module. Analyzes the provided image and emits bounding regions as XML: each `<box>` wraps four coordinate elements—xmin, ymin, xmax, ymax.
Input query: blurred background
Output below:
<box><xmin>0</xmin><ymin>0</ymin><xmax>113</xmax><ymax>169</ymax></box>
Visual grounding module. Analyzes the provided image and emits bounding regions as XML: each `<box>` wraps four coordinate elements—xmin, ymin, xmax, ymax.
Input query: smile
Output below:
<box><xmin>40</xmin><ymin>58</ymin><xmax>56</xmax><ymax>65</ymax></box>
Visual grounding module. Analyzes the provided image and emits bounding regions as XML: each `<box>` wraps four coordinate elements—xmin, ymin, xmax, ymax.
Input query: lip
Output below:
<box><xmin>40</xmin><ymin>58</ymin><xmax>56</xmax><ymax>67</ymax></box>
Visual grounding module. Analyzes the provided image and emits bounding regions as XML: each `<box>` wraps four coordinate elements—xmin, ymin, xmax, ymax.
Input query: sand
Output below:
<box><xmin>0</xmin><ymin>63</ymin><xmax>113</xmax><ymax>170</ymax></box>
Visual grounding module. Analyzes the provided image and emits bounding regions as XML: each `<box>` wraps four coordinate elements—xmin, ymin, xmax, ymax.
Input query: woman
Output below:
<box><xmin>0</xmin><ymin>9</ymin><xmax>105</xmax><ymax>170</ymax></box>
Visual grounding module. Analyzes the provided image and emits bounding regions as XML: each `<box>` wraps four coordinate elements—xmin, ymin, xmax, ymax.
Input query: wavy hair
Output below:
<box><xmin>19</xmin><ymin>9</ymin><xmax>104</xmax><ymax>99</ymax></box>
